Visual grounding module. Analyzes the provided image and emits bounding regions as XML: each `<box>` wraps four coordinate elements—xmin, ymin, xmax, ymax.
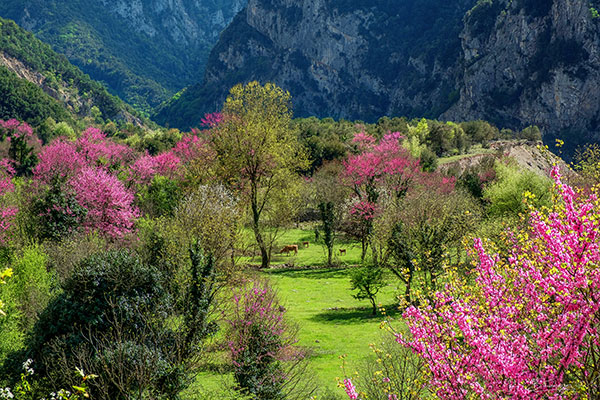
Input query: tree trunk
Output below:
<box><xmin>252</xmin><ymin>222</ymin><xmax>269</xmax><ymax>269</ymax></box>
<box><xmin>405</xmin><ymin>279</ymin><xmax>412</xmax><ymax>305</ymax></box>
<box><xmin>370</xmin><ymin>296</ymin><xmax>377</xmax><ymax>316</ymax></box>
<box><xmin>251</xmin><ymin>181</ymin><xmax>270</xmax><ymax>269</ymax></box>
<box><xmin>327</xmin><ymin>246</ymin><xmax>333</xmax><ymax>266</ymax></box>
<box><xmin>252</xmin><ymin>204</ymin><xmax>269</xmax><ymax>269</ymax></box>
<box><xmin>361</xmin><ymin>239</ymin><xmax>367</xmax><ymax>264</ymax></box>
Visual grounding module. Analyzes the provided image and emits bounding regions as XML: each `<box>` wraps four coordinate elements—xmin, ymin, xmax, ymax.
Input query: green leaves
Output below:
<box><xmin>349</xmin><ymin>267</ymin><xmax>386</xmax><ymax>315</ymax></box>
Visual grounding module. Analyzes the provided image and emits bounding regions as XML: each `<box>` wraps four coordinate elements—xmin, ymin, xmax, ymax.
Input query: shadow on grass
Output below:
<box><xmin>263</xmin><ymin>267</ymin><xmax>351</xmax><ymax>280</ymax></box>
<box><xmin>310</xmin><ymin>303</ymin><xmax>402</xmax><ymax>324</ymax></box>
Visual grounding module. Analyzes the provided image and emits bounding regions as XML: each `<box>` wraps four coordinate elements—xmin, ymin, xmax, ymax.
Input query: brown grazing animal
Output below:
<box><xmin>280</xmin><ymin>245</ymin><xmax>298</xmax><ymax>255</ymax></box>
<box><xmin>302</xmin><ymin>241</ymin><xmax>310</xmax><ymax>248</ymax></box>
<box><xmin>339</xmin><ymin>249</ymin><xmax>347</xmax><ymax>256</ymax></box>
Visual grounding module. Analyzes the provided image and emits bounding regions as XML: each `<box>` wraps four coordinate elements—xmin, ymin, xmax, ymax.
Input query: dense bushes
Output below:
<box><xmin>10</xmin><ymin>247</ymin><xmax>219</xmax><ymax>399</ymax></box>
<box><xmin>0</xmin><ymin>83</ymin><xmax>570</xmax><ymax>399</ymax></box>
<box><xmin>18</xmin><ymin>251</ymin><xmax>172</xmax><ymax>395</ymax></box>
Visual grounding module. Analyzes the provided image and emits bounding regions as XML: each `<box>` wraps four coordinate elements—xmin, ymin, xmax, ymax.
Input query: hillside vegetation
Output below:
<box><xmin>0</xmin><ymin>0</ymin><xmax>246</xmax><ymax>114</ymax></box>
<box><xmin>0</xmin><ymin>81</ymin><xmax>594</xmax><ymax>399</ymax></box>
<box><xmin>0</xmin><ymin>17</ymin><xmax>150</xmax><ymax>133</ymax></box>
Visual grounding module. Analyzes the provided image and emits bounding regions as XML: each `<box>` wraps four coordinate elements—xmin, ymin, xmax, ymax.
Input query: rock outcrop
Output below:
<box><xmin>157</xmin><ymin>0</ymin><xmax>600</xmax><ymax>150</ymax></box>
<box><xmin>154</xmin><ymin>0</ymin><xmax>475</xmax><ymax>128</ymax></box>
<box><xmin>444</xmin><ymin>0</ymin><xmax>600</xmax><ymax>148</ymax></box>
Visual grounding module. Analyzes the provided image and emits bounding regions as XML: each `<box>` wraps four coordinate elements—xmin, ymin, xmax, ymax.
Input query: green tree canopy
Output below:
<box><xmin>211</xmin><ymin>82</ymin><xmax>308</xmax><ymax>268</ymax></box>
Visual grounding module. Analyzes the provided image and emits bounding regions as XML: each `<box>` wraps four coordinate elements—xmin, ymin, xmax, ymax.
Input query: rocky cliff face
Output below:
<box><xmin>0</xmin><ymin>0</ymin><xmax>246</xmax><ymax>112</ymax></box>
<box><xmin>158</xmin><ymin>0</ymin><xmax>600</xmax><ymax>149</ymax></box>
<box><xmin>97</xmin><ymin>0</ymin><xmax>245</xmax><ymax>49</ymax></box>
<box><xmin>154</xmin><ymin>0</ymin><xmax>476</xmax><ymax>128</ymax></box>
<box><xmin>444</xmin><ymin>0</ymin><xmax>600</xmax><ymax>147</ymax></box>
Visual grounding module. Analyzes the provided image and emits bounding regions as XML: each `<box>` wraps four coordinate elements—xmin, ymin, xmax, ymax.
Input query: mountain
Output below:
<box><xmin>443</xmin><ymin>0</ymin><xmax>600</xmax><ymax>150</ymax></box>
<box><xmin>0</xmin><ymin>0</ymin><xmax>246</xmax><ymax>114</ymax></box>
<box><xmin>153</xmin><ymin>0</ymin><xmax>476</xmax><ymax>128</ymax></box>
<box><xmin>155</xmin><ymin>0</ymin><xmax>600</xmax><ymax>150</ymax></box>
<box><xmin>0</xmin><ymin>17</ymin><xmax>143</xmax><ymax>127</ymax></box>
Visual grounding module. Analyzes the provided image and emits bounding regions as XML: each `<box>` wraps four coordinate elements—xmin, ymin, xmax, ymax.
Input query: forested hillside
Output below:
<box><xmin>0</xmin><ymin>17</ymin><xmax>144</xmax><ymax>129</ymax></box>
<box><xmin>0</xmin><ymin>0</ymin><xmax>246</xmax><ymax>114</ymax></box>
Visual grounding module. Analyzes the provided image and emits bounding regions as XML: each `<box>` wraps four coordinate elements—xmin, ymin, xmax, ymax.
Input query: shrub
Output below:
<box><xmin>349</xmin><ymin>267</ymin><xmax>386</xmax><ymax>316</ymax></box>
<box><xmin>395</xmin><ymin>167</ymin><xmax>600</xmax><ymax>398</ymax></box>
<box><xmin>225</xmin><ymin>279</ymin><xmax>314</xmax><ymax>400</ymax></box>
<box><xmin>357</xmin><ymin>335</ymin><xmax>428</xmax><ymax>400</ymax></box>
<box><xmin>69</xmin><ymin>167</ymin><xmax>138</xmax><ymax>238</ymax></box>
<box><xmin>137</xmin><ymin>175</ymin><xmax>180</xmax><ymax>217</ymax></box>
<box><xmin>518</xmin><ymin>125</ymin><xmax>542</xmax><ymax>141</ymax></box>
<box><xmin>7</xmin><ymin>245</ymin><xmax>53</xmax><ymax>330</ymax></box>
<box><xmin>0</xmin><ymin>119</ymin><xmax>40</xmax><ymax>176</ymax></box>
<box><xmin>18</xmin><ymin>250</ymin><xmax>184</xmax><ymax>398</ymax></box>
<box><xmin>32</xmin><ymin>178</ymin><xmax>87</xmax><ymax>241</ymax></box>
<box><xmin>483</xmin><ymin>160</ymin><xmax>552</xmax><ymax>216</ymax></box>
<box><xmin>42</xmin><ymin>232</ymin><xmax>108</xmax><ymax>281</ymax></box>
<box><xmin>0</xmin><ymin>245</ymin><xmax>52</xmax><ymax>362</ymax></box>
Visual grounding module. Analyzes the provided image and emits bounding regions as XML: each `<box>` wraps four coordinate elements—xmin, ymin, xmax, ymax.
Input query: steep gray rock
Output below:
<box><xmin>444</xmin><ymin>0</ymin><xmax>600</xmax><ymax>147</ymax></box>
<box><xmin>158</xmin><ymin>0</ymin><xmax>600</xmax><ymax>150</ymax></box>
<box><xmin>155</xmin><ymin>0</ymin><xmax>476</xmax><ymax>128</ymax></box>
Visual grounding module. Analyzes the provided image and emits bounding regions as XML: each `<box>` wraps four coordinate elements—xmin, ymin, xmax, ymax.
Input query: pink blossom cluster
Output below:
<box><xmin>0</xmin><ymin>119</ymin><xmax>35</xmax><ymax>140</ymax></box>
<box><xmin>34</xmin><ymin>139</ymin><xmax>86</xmax><ymax>182</ymax></box>
<box><xmin>128</xmin><ymin>151</ymin><xmax>181</xmax><ymax>185</ymax></box>
<box><xmin>34</xmin><ymin>127</ymin><xmax>140</xmax><ymax>238</ymax></box>
<box><xmin>200</xmin><ymin>112</ymin><xmax>223</xmax><ymax>128</ymax></box>
<box><xmin>395</xmin><ymin>166</ymin><xmax>600</xmax><ymax>399</ymax></box>
<box><xmin>352</xmin><ymin>130</ymin><xmax>377</xmax><ymax>151</ymax></box>
<box><xmin>127</xmin><ymin>132</ymin><xmax>215</xmax><ymax>185</ymax></box>
<box><xmin>349</xmin><ymin>201</ymin><xmax>378</xmax><ymax>221</ymax></box>
<box><xmin>344</xmin><ymin>132</ymin><xmax>419</xmax><ymax>189</ymax></box>
<box><xmin>343</xmin><ymin>378</ymin><xmax>359</xmax><ymax>399</ymax></box>
<box><xmin>343</xmin><ymin>132</ymin><xmax>450</xmax><ymax>225</ymax></box>
<box><xmin>76</xmin><ymin>127</ymin><xmax>134</xmax><ymax>169</ymax></box>
<box><xmin>34</xmin><ymin>127</ymin><xmax>134</xmax><ymax>182</ymax></box>
<box><xmin>69</xmin><ymin>167</ymin><xmax>139</xmax><ymax>238</ymax></box>
<box><xmin>171</xmin><ymin>133</ymin><xmax>213</xmax><ymax>164</ymax></box>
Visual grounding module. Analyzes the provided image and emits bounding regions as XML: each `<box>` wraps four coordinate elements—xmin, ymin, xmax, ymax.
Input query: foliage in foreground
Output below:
<box><xmin>346</xmin><ymin>166</ymin><xmax>600</xmax><ymax>399</ymax></box>
<box><xmin>225</xmin><ymin>279</ymin><xmax>315</xmax><ymax>400</ymax></box>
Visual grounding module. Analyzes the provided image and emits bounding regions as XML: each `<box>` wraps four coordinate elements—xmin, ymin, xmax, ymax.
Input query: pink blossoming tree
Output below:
<box><xmin>342</xmin><ymin>131</ymin><xmax>422</xmax><ymax>261</ymax></box>
<box><xmin>372</xmin><ymin>166</ymin><xmax>600</xmax><ymax>399</ymax></box>
<box><xmin>69</xmin><ymin>167</ymin><xmax>138</xmax><ymax>238</ymax></box>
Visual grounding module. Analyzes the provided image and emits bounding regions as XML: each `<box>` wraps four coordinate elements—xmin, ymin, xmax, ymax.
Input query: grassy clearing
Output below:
<box><xmin>186</xmin><ymin>266</ymin><xmax>404</xmax><ymax>398</ymax></box>
<box><xmin>188</xmin><ymin>227</ymin><xmax>405</xmax><ymax>398</ymax></box>
<box><xmin>438</xmin><ymin>144</ymin><xmax>496</xmax><ymax>165</ymax></box>
<box><xmin>264</xmin><ymin>268</ymin><xmax>402</xmax><ymax>393</ymax></box>
<box><xmin>238</xmin><ymin>228</ymin><xmax>365</xmax><ymax>267</ymax></box>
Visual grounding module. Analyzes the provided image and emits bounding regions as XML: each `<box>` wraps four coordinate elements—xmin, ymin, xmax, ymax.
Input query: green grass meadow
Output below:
<box><xmin>190</xmin><ymin>228</ymin><xmax>406</xmax><ymax>398</ymax></box>
<box><xmin>239</xmin><ymin>228</ymin><xmax>364</xmax><ymax>267</ymax></box>
<box><xmin>264</xmin><ymin>268</ymin><xmax>402</xmax><ymax>390</ymax></box>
